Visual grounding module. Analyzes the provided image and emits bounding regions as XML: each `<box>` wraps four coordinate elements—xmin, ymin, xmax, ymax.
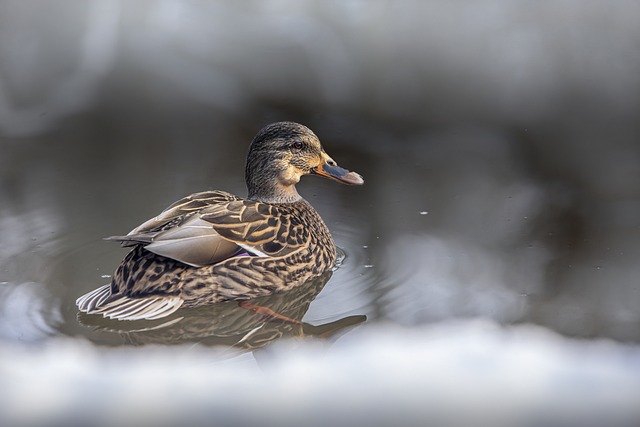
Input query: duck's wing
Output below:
<box><xmin>106</xmin><ymin>191</ymin><xmax>243</xmax><ymax>267</ymax></box>
<box><xmin>200</xmin><ymin>200</ymin><xmax>310</xmax><ymax>258</ymax></box>
<box><xmin>122</xmin><ymin>190</ymin><xmax>241</xmax><ymax>238</ymax></box>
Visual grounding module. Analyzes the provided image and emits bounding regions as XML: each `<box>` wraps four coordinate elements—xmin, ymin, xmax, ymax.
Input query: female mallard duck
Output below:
<box><xmin>76</xmin><ymin>122</ymin><xmax>363</xmax><ymax>321</ymax></box>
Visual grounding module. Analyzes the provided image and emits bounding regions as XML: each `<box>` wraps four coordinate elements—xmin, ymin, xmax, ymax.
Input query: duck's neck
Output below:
<box><xmin>245</xmin><ymin>149</ymin><xmax>305</xmax><ymax>204</ymax></box>
<box><xmin>248</xmin><ymin>184</ymin><xmax>302</xmax><ymax>204</ymax></box>
<box><xmin>246</xmin><ymin>171</ymin><xmax>303</xmax><ymax>204</ymax></box>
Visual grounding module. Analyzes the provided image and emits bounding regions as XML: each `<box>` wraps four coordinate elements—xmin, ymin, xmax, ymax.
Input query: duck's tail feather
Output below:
<box><xmin>76</xmin><ymin>285</ymin><xmax>183</xmax><ymax>321</ymax></box>
<box><xmin>76</xmin><ymin>284</ymin><xmax>112</xmax><ymax>312</ymax></box>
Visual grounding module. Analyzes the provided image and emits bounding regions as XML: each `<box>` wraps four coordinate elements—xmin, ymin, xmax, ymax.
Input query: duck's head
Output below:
<box><xmin>245</xmin><ymin>122</ymin><xmax>364</xmax><ymax>203</ymax></box>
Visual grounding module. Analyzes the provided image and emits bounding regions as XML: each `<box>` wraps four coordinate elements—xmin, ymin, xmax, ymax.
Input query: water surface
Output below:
<box><xmin>2</xmin><ymin>120</ymin><xmax>637</xmax><ymax>345</ymax></box>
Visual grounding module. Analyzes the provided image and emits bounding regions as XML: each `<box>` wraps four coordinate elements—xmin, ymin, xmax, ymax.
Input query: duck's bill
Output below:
<box><xmin>312</xmin><ymin>163</ymin><xmax>364</xmax><ymax>185</ymax></box>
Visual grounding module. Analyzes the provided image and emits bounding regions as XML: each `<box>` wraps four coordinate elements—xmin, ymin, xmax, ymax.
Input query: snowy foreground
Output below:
<box><xmin>1</xmin><ymin>320</ymin><xmax>639</xmax><ymax>427</ymax></box>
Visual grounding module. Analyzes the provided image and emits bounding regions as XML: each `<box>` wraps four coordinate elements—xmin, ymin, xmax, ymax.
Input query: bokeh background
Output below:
<box><xmin>1</xmin><ymin>1</ymin><xmax>639</xmax><ymax>426</ymax></box>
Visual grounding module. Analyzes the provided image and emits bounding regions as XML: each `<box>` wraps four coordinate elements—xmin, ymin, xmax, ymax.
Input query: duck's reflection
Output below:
<box><xmin>78</xmin><ymin>271</ymin><xmax>365</xmax><ymax>348</ymax></box>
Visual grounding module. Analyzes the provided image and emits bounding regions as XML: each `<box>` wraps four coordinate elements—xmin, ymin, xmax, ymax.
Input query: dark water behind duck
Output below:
<box><xmin>1</xmin><ymin>2</ymin><xmax>640</xmax><ymax>426</ymax></box>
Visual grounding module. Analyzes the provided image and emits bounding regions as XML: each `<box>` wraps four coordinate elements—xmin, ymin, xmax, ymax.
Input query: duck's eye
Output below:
<box><xmin>291</xmin><ymin>141</ymin><xmax>304</xmax><ymax>150</ymax></box>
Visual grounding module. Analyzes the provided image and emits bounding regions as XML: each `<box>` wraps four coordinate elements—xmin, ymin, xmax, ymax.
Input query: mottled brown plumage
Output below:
<box><xmin>76</xmin><ymin>122</ymin><xmax>363</xmax><ymax>320</ymax></box>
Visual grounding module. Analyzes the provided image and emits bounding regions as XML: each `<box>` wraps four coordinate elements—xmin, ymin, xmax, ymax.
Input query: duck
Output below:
<box><xmin>76</xmin><ymin>121</ymin><xmax>364</xmax><ymax>321</ymax></box>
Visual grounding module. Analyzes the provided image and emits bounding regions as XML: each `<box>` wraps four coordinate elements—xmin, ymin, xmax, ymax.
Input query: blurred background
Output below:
<box><xmin>1</xmin><ymin>1</ymin><xmax>640</xmax><ymax>426</ymax></box>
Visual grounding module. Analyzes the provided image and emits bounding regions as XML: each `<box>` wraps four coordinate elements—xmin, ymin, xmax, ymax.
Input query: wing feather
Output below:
<box><xmin>105</xmin><ymin>191</ymin><xmax>242</xmax><ymax>267</ymax></box>
<box><xmin>143</xmin><ymin>217</ymin><xmax>240</xmax><ymax>267</ymax></box>
<box><xmin>117</xmin><ymin>191</ymin><xmax>240</xmax><ymax>238</ymax></box>
<box><xmin>105</xmin><ymin>192</ymin><xmax>311</xmax><ymax>267</ymax></box>
<box><xmin>201</xmin><ymin>200</ymin><xmax>309</xmax><ymax>258</ymax></box>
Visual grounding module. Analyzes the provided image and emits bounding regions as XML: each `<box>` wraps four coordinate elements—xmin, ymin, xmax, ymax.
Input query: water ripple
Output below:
<box><xmin>0</xmin><ymin>282</ymin><xmax>62</xmax><ymax>343</ymax></box>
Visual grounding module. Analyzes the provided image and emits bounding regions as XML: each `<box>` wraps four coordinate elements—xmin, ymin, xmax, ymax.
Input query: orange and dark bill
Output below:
<box><xmin>312</xmin><ymin>162</ymin><xmax>364</xmax><ymax>185</ymax></box>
